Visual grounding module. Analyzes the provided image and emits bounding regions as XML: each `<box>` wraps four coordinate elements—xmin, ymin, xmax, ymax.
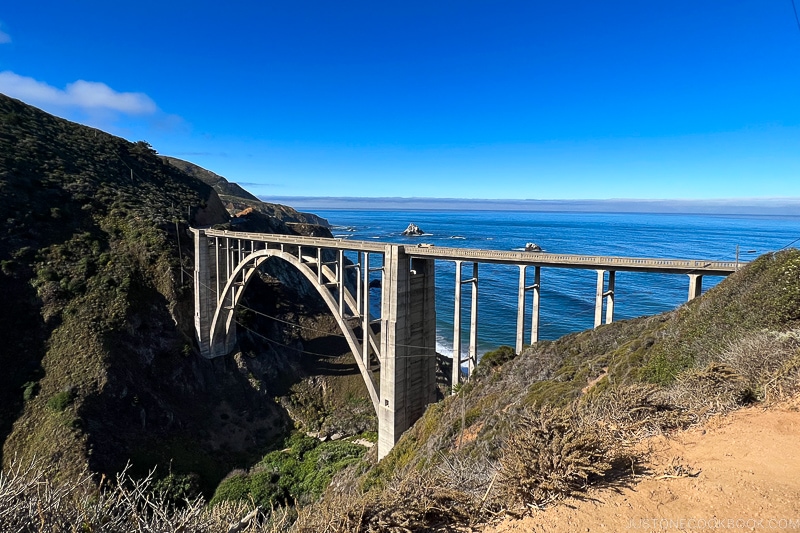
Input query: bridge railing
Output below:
<box><xmin>201</xmin><ymin>229</ymin><xmax>739</xmax><ymax>274</ymax></box>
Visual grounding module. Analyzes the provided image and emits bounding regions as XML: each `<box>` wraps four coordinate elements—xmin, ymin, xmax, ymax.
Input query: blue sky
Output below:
<box><xmin>1</xmin><ymin>1</ymin><xmax>800</xmax><ymax>201</ymax></box>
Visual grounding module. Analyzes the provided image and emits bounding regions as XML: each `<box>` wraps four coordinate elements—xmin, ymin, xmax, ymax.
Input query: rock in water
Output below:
<box><xmin>525</xmin><ymin>242</ymin><xmax>542</xmax><ymax>252</ymax></box>
<box><xmin>402</xmin><ymin>223</ymin><xmax>425</xmax><ymax>236</ymax></box>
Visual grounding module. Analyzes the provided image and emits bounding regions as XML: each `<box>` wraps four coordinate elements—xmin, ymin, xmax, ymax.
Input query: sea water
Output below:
<box><xmin>312</xmin><ymin>210</ymin><xmax>800</xmax><ymax>358</ymax></box>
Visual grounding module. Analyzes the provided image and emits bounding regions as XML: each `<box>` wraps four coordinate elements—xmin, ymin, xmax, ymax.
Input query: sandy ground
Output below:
<box><xmin>484</xmin><ymin>400</ymin><xmax>800</xmax><ymax>533</ymax></box>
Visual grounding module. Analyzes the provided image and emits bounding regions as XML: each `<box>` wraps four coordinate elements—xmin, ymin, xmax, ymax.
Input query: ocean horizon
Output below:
<box><xmin>264</xmin><ymin>195</ymin><xmax>800</xmax><ymax>216</ymax></box>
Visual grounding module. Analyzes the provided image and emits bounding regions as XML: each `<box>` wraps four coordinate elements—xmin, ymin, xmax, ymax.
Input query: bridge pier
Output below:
<box><xmin>378</xmin><ymin>247</ymin><xmax>438</xmax><ymax>460</ymax></box>
<box><xmin>452</xmin><ymin>261</ymin><xmax>479</xmax><ymax>389</ymax></box>
<box><xmin>193</xmin><ymin>229</ymin><xmax>237</xmax><ymax>358</ymax></box>
<box><xmin>688</xmin><ymin>273</ymin><xmax>703</xmax><ymax>301</ymax></box>
<box><xmin>515</xmin><ymin>265</ymin><xmax>542</xmax><ymax>353</ymax></box>
<box><xmin>594</xmin><ymin>269</ymin><xmax>615</xmax><ymax>328</ymax></box>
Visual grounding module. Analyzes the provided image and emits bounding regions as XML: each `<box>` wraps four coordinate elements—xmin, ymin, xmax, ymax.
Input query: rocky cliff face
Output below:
<box><xmin>163</xmin><ymin>155</ymin><xmax>331</xmax><ymax>229</ymax></box>
<box><xmin>0</xmin><ymin>93</ymin><xmax>355</xmax><ymax>496</ymax></box>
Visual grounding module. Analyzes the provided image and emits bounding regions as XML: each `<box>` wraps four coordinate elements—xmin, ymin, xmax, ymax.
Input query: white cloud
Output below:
<box><xmin>0</xmin><ymin>71</ymin><xmax>157</xmax><ymax>115</ymax></box>
<box><xmin>0</xmin><ymin>29</ymin><xmax>10</xmax><ymax>44</ymax></box>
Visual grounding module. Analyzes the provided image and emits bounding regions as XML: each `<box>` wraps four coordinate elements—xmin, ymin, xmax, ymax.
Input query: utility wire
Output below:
<box><xmin>778</xmin><ymin>236</ymin><xmax>800</xmax><ymax>251</ymax></box>
<box><xmin>181</xmin><ymin>234</ymin><xmax>800</xmax><ymax>354</ymax></box>
<box><xmin>792</xmin><ymin>0</ymin><xmax>800</xmax><ymax>33</ymax></box>
<box><xmin>182</xmin><ymin>265</ymin><xmax>439</xmax><ymax>354</ymax></box>
<box><xmin>236</xmin><ymin>319</ymin><xmax>439</xmax><ymax>359</ymax></box>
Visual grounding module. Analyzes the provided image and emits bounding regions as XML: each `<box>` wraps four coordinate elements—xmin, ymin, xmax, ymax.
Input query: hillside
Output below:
<box><xmin>288</xmin><ymin>249</ymin><xmax>800</xmax><ymax>531</ymax></box>
<box><xmin>0</xmin><ymin>93</ymin><xmax>356</xmax><ymax>499</ymax></box>
<box><xmin>162</xmin><ymin>155</ymin><xmax>330</xmax><ymax>229</ymax></box>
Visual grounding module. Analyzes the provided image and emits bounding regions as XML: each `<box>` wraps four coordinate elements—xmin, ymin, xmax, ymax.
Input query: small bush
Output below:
<box><xmin>477</xmin><ymin>345</ymin><xmax>517</xmax><ymax>372</ymax></box>
<box><xmin>153</xmin><ymin>471</ymin><xmax>201</xmax><ymax>504</ymax></box>
<box><xmin>212</xmin><ymin>434</ymin><xmax>367</xmax><ymax>509</ymax></box>
<box><xmin>46</xmin><ymin>388</ymin><xmax>76</xmax><ymax>412</ymax></box>
<box><xmin>640</xmin><ymin>352</ymin><xmax>694</xmax><ymax>385</ymax></box>
<box><xmin>497</xmin><ymin>405</ymin><xmax>617</xmax><ymax>508</ymax></box>
<box><xmin>209</xmin><ymin>471</ymin><xmax>250</xmax><ymax>506</ymax></box>
<box><xmin>0</xmin><ymin>259</ymin><xmax>14</xmax><ymax>275</ymax></box>
<box><xmin>22</xmin><ymin>381</ymin><xmax>39</xmax><ymax>402</ymax></box>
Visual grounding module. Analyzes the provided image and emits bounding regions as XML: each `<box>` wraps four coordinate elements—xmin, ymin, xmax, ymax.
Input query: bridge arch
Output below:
<box><xmin>209</xmin><ymin>248</ymin><xmax>380</xmax><ymax>410</ymax></box>
<box><xmin>193</xmin><ymin>229</ymin><xmax>444</xmax><ymax>459</ymax></box>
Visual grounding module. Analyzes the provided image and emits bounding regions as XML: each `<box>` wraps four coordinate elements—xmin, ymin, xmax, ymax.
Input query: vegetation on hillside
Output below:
<box><xmin>0</xmin><ymin>94</ymin><xmax>360</xmax><ymax>506</ymax></box>
<box><xmin>289</xmin><ymin>249</ymin><xmax>800</xmax><ymax>531</ymax></box>
<box><xmin>0</xmin><ymin>93</ymin><xmax>230</xmax><ymax>482</ymax></box>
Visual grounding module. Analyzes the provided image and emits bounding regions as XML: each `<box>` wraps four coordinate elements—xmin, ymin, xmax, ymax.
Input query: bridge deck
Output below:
<box><xmin>203</xmin><ymin>229</ymin><xmax>739</xmax><ymax>275</ymax></box>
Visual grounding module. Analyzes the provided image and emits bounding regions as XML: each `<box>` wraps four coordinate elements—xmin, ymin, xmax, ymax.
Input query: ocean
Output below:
<box><xmin>311</xmin><ymin>209</ymin><xmax>800</xmax><ymax>358</ymax></box>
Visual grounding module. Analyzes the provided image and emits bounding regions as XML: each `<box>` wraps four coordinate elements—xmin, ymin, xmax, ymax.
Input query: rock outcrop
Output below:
<box><xmin>402</xmin><ymin>223</ymin><xmax>425</xmax><ymax>236</ymax></box>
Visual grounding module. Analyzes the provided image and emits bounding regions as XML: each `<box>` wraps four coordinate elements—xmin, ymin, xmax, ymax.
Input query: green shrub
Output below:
<box><xmin>212</xmin><ymin>434</ymin><xmax>366</xmax><ymax>509</ymax></box>
<box><xmin>478</xmin><ymin>345</ymin><xmax>517</xmax><ymax>370</ymax></box>
<box><xmin>0</xmin><ymin>259</ymin><xmax>15</xmax><ymax>275</ymax></box>
<box><xmin>22</xmin><ymin>381</ymin><xmax>39</xmax><ymax>402</ymax></box>
<box><xmin>153</xmin><ymin>471</ymin><xmax>201</xmax><ymax>504</ymax></box>
<box><xmin>209</xmin><ymin>471</ymin><xmax>249</xmax><ymax>506</ymax></box>
<box><xmin>46</xmin><ymin>388</ymin><xmax>76</xmax><ymax>412</ymax></box>
<box><xmin>640</xmin><ymin>352</ymin><xmax>694</xmax><ymax>385</ymax></box>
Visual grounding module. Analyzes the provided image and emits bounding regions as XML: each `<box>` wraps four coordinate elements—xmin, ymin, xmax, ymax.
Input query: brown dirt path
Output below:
<box><xmin>484</xmin><ymin>401</ymin><xmax>800</xmax><ymax>532</ymax></box>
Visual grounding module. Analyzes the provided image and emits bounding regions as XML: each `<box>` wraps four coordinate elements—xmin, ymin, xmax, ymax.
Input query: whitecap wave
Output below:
<box><xmin>436</xmin><ymin>341</ymin><xmax>453</xmax><ymax>359</ymax></box>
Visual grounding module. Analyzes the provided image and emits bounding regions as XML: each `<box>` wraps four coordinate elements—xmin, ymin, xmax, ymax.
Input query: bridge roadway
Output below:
<box><xmin>204</xmin><ymin>229</ymin><xmax>739</xmax><ymax>276</ymax></box>
<box><xmin>195</xmin><ymin>228</ymin><xmax>739</xmax><ymax>459</ymax></box>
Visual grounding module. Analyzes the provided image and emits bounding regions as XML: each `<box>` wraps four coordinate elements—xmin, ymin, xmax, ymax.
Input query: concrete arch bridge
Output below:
<box><xmin>191</xmin><ymin>228</ymin><xmax>738</xmax><ymax>459</ymax></box>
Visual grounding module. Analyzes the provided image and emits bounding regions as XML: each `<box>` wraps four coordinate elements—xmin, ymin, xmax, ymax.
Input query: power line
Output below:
<box><xmin>778</xmin><ymin>236</ymin><xmax>800</xmax><ymax>251</ymax></box>
<box><xmin>181</xmin><ymin>234</ymin><xmax>800</xmax><ymax>355</ymax></box>
<box><xmin>235</xmin><ymin>319</ymin><xmax>439</xmax><ymax>359</ymax></box>
<box><xmin>792</xmin><ymin>0</ymin><xmax>800</xmax><ymax>33</ymax></box>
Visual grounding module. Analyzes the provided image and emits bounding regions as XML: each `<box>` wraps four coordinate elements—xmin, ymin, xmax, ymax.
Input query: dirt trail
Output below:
<box><xmin>485</xmin><ymin>401</ymin><xmax>800</xmax><ymax>532</ymax></box>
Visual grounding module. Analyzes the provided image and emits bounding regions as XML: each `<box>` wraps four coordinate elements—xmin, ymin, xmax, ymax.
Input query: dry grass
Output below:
<box><xmin>292</xmin><ymin>467</ymin><xmax>482</xmax><ymax>532</ymax></box>
<box><xmin>496</xmin><ymin>405</ymin><xmax>617</xmax><ymax>510</ymax></box>
<box><xmin>663</xmin><ymin>328</ymin><xmax>800</xmax><ymax>413</ymax></box>
<box><xmin>0</xmin><ymin>457</ymin><xmax>292</xmax><ymax>533</ymax></box>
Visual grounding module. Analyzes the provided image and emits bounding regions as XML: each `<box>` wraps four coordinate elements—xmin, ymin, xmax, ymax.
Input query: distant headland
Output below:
<box><xmin>264</xmin><ymin>196</ymin><xmax>800</xmax><ymax>216</ymax></box>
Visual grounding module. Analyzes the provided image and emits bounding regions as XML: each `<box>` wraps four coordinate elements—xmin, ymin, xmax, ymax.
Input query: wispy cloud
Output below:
<box><xmin>0</xmin><ymin>71</ymin><xmax>157</xmax><ymax>115</ymax></box>
<box><xmin>238</xmin><ymin>181</ymin><xmax>284</xmax><ymax>188</ymax></box>
<box><xmin>0</xmin><ymin>22</ymin><xmax>10</xmax><ymax>44</ymax></box>
<box><xmin>170</xmin><ymin>151</ymin><xmax>230</xmax><ymax>157</ymax></box>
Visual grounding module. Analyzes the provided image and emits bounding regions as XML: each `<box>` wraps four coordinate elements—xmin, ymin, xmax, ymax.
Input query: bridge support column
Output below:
<box><xmin>516</xmin><ymin>265</ymin><xmax>542</xmax><ymax>353</ymax></box>
<box><xmin>605</xmin><ymin>270</ymin><xmax>615</xmax><ymax>325</ymax></box>
<box><xmin>594</xmin><ymin>270</ymin><xmax>615</xmax><ymax>328</ymax></box>
<box><xmin>192</xmin><ymin>229</ymin><xmax>237</xmax><ymax>358</ymax></box>
<box><xmin>530</xmin><ymin>266</ymin><xmax>541</xmax><ymax>345</ymax></box>
<box><xmin>688</xmin><ymin>273</ymin><xmax>703</xmax><ymax>301</ymax></box>
<box><xmin>516</xmin><ymin>266</ymin><xmax>526</xmax><ymax>354</ymax></box>
<box><xmin>467</xmin><ymin>263</ymin><xmax>478</xmax><ymax>377</ymax></box>
<box><xmin>378</xmin><ymin>246</ymin><xmax>438</xmax><ymax>460</ymax></box>
<box><xmin>452</xmin><ymin>260</ymin><xmax>463</xmax><ymax>391</ymax></box>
